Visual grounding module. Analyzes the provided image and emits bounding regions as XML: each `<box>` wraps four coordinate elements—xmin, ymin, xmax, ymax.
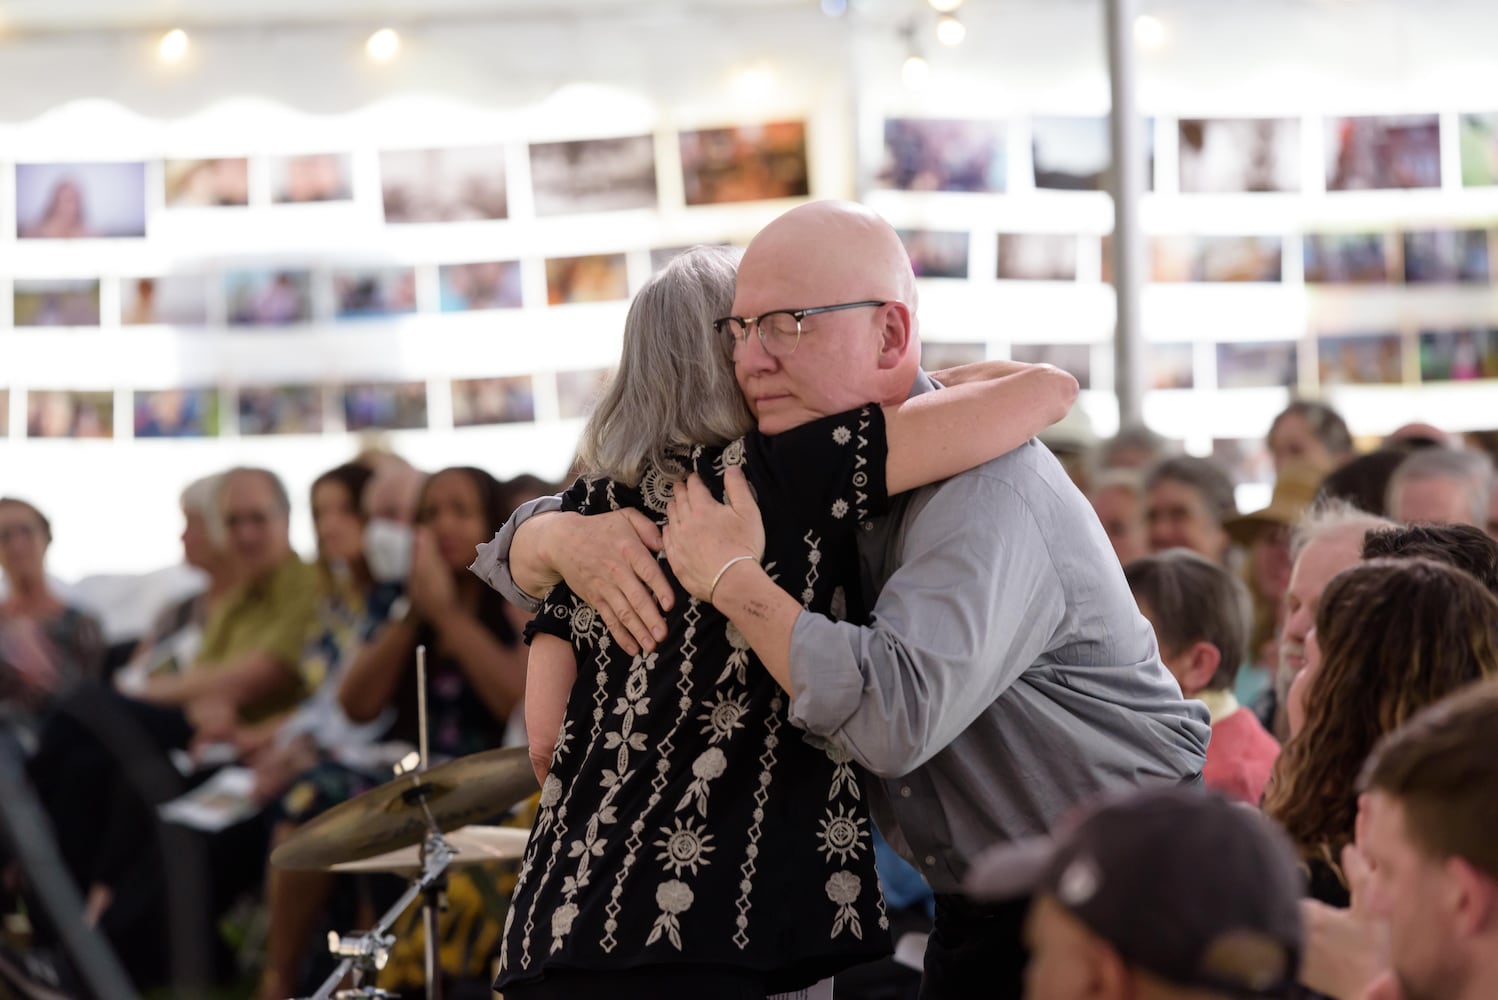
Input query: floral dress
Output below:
<box><xmin>498</xmin><ymin>406</ymin><xmax>893</xmax><ymax>994</ymax></box>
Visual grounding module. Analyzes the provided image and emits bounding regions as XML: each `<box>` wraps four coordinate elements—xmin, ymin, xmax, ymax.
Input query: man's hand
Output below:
<box><xmin>663</xmin><ymin>468</ymin><xmax>766</xmax><ymax>603</ymax></box>
<box><xmin>548</xmin><ymin>509</ymin><xmax>672</xmax><ymax>656</ymax></box>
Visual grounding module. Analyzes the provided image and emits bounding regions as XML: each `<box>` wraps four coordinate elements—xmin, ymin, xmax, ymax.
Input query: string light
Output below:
<box><xmin>159</xmin><ymin>29</ymin><xmax>189</xmax><ymax>62</ymax></box>
<box><xmin>366</xmin><ymin>28</ymin><xmax>400</xmax><ymax>62</ymax></box>
<box><xmin>936</xmin><ymin>14</ymin><xmax>965</xmax><ymax>46</ymax></box>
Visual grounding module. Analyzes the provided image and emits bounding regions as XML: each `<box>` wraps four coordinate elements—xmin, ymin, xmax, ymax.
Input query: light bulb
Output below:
<box><xmin>366</xmin><ymin>28</ymin><xmax>400</xmax><ymax>62</ymax></box>
<box><xmin>929</xmin><ymin>0</ymin><xmax>962</xmax><ymax>12</ymax></box>
<box><xmin>936</xmin><ymin>14</ymin><xmax>965</xmax><ymax>46</ymax></box>
<box><xmin>159</xmin><ymin>29</ymin><xmax>189</xmax><ymax>62</ymax></box>
<box><xmin>1134</xmin><ymin>15</ymin><xmax>1167</xmax><ymax>50</ymax></box>
<box><xmin>901</xmin><ymin>54</ymin><xmax>930</xmax><ymax>89</ymax></box>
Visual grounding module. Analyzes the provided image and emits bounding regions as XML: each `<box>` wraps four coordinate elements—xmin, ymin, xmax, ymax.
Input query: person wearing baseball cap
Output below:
<box><xmin>964</xmin><ymin>788</ymin><xmax>1303</xmax><ymax>1000</ymax></box>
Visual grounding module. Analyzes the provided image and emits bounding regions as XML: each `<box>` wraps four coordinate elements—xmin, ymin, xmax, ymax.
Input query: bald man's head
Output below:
<box><xmin>731</xmin><ymin>201</ymin><xmax>922</xmax><ymax>433</ymax></box>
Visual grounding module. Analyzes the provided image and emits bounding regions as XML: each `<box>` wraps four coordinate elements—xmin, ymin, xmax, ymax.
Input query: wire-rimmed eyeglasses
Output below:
<box><xmin>712</xmin><ymin>300</ymin><xmax>887</xmax><ymax>357</ymax></box>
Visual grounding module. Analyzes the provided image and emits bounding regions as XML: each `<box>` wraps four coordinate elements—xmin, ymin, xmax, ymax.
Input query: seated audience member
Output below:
<box><xmin>1090</xmin><ymin>470</ymin><xmax>1148</xmax><ymax>566</ymax></box>
<box><xmin>1097</xmin><ymin>424</ymin><xmax>1173</xmax><ymax>472</ymax></box>
<box><xmin>1223</xmin><ymin>464</ymin><xmax>1320</xmax><ymax>702</ymax></box>
<box><xmin>259</xmin><ymin>465</ymin><xmax>528</xmax><ymax>1000</ymax></box>
<box><xmin>1302</xmin><ymin>680</ymin><xmax>1498</xmax><ymax>1000</ymax></box>
<box><xmin>0</xmin><ymin>497</ymin><xmax>105</xmax><ymax>735</ymax></box>
<box><xmin>115</xmin><ymin>474</ymin><xmax>238</xmax><ymax>696</ymax></box>
<box><xmin>1125</xmin><ymin>550</ymin><xmax>1279</xmax><ymax>804</ymax></box>
<box><xmin>135</xmin><ymin>466</ymin><xmax>320</xmax><ymax>732</ymax></box>
<box><xmin>21</xmin><ymin>468</ymin><xmax>318</xmax><ymax>989</ymax></box>
<box><xmin>240</xmin><ymin>462</ymin><xmax>403</xmax><ymax>802</ymax></box>
<box><xmin>1263</xmin><ymin>558</ymin><xmax>1498</xmax><ymax>908</ymax></box>
<box><xmin>965</xmin><ymin>787</ymin><xmax>1303</xmax><ymax>1000</ymax></box>
<box><xmin>1313</xmin><ymin>448</ymin><xmax>1408</xmax><ymax>517</ymax></box>
<box><xmin>1386</xmin><ymin>447</ymin><xmax>1494</xmax><ymax>528</ymax></box>
<box><xmin>1261</xmin><ymin>502</ymin><xmax>1392</xmax><ymax>739</ymax></box>
<box><xmin>1361</xmin><ymin>522</ymin><xmax>1498</xmax><ymax>597</ymax></box>
<box><xmin>1266</xmin><ymin>400</ymin><xmax>1353</xmax><ymax>477</ymax></box>
<box><xmin>1144</xmin><ymin>456</ymin><xmax>1238</xmax><ymax>564</ymax></box>
<box><xmin>1383</xmin><ymin>422</ymin><xmax>1450</xmax><ymax>450</ymax></box>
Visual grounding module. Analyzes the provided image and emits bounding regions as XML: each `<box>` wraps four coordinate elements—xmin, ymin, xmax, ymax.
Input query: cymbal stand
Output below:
<box><xmin>413</xmin><ymin>644</ymin><xmax>445</xmax><ymax>1000</ymax></box>
<box><xmin>303</xmin><ymin>836</ymin><xmax>454</xmax><ymax>1000</ymax></box>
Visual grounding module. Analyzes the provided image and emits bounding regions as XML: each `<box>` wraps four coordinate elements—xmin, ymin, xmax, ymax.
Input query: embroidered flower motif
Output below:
<box><xmin>802</xmin><ymin>588</ymin><xmax>816</xmax><ymax>604</ymax></box>
<box><xmin>852</xmin><ymin>470</ymin><xmax>868</xmax><ymax>488</ymax></box>
<box><xmin>826</xmin><ymin>871</ymin><xmax>861</xmax><ymax>906</ymax></box>
<box><xmin>826</xmin><ymin>871</ymin><xmax>865</xmax><ymax>940</ymax></box>
<box><xmin>677</xmin><ymin>747</ymin><xmax>728</xmax><ymax>816</ymax></box>
<box><xmin>817</xmin><ymin>805</ymin><xmax>867</xmax><ymax>864</ymax></box>
<box><xmin>540</xmin><ymin>773</ymin><xmax>563</xmax><ymax>809</ymax></box>
<box><xmin>654</xmin><ymin>817</ymin><xmax>716</xmax><ymax>876</ymax></box>
<box><xmin>692</xmin><ymin>747</ymin><xmax>727</xmax><ymax>780</ymax></box>
<box><xmin>648</xmin><ymin>880</ymin><xmax>695</xmax><ymax>950</ymax></box>
<box><xmin>808</xmin><ymin>548</ymin><xmax>822</xmax><ymax>566</ymax></box>
<box><xmin>725</xmin><ymin>622</ymin><xmax>749</xmax><ymax>651</ymax></box>
<box><xmin>550</xmin><ymin>902</ymin><xmax>579</xmax><ymax>939</ymax></box>
<box><xmin>830</xmin><ymin>498</ymin><xmax>849</xmax><ymax>519</ymax></box>
<box><xmin>832</xmin><ymin>425</ymin><xmax>852</xmax><ymax>445</ymax></box>
<box><xmin>656</xmin><ymin>879</ymin><xmax>695</xmax><ymax>914</ymax></box>
<box><xmin>569</xmin><ymin>603</ymin><xmax>600</xmax><ymax>644</ymax></box>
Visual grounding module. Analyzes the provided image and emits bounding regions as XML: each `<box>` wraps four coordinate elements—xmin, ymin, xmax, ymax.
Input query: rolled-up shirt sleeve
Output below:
<box><xmin>469</xmin><ymin>494</ymin><xmax>564</xmax><ymax>613</ymax></box>
<box><xmin>787</xmin><ymin>469</ymin><xmax>1067</xmax><ymax>778</ymax></box>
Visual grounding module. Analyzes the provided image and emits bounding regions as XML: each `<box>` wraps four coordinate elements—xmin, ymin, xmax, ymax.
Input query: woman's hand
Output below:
<box><xmin>663</xmin><ymin>468</ymin><xmax>765</xmax><ymax>603</ymax></box>
<box><xmin>406</xmin><ymin>527</ymin><xmax>457</xmax><ymax>622</ymax></box>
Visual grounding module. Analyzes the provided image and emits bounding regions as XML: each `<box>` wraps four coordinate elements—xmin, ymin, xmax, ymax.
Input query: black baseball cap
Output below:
<box><xmin>963</xmin><ymin>787</ymin><xmax>1304</xmax><ymax>998</ymax></box>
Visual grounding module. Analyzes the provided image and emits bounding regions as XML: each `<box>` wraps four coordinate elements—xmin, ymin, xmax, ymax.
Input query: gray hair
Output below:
<box><xmin>219</xmin><ymin>466</ymin><xmax>292</xmax><ymax>516</ymax></box>
<box><xmin>180</xmin><ymin>473</ymin><xmax>227</xmax><ymax>548</ymax></box>
<box><xmin>1386</xmin><ymin>448</ymin><xmax>1495</xmax><ymax>526</ymax></box>
<box><xmin>574</xmin><ymin>245</ymin><xmax>755</xmax><ymax>486</ymax></box>
<box><xmin>1290</xmin><ymin>497</ymin><xmax>1395</xmax><ymax>562</ymax></box>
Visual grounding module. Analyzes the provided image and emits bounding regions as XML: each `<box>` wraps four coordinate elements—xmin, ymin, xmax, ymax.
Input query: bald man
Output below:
<box><xmin>478</xmin><ymin>202</ymin><xmax>1209</xmax><ymax>998</ymax></box>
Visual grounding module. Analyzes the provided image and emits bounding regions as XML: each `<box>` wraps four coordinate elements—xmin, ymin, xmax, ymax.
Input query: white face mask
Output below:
<box><xmin>364</xmin><ymin>519</ymin><xmax>413</xmax><ymax>583</ymax></box>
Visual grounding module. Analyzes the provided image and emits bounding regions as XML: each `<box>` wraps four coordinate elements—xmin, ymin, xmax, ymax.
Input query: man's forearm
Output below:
<box><xmin>470</xmin><ymin>494</ymin><xmax>564</xmax><ymax>612</ymax></box>
<box><xmin>709</xmin><ymin>563</ymin><xmax>801</xmax><ymax>693</ymax></box>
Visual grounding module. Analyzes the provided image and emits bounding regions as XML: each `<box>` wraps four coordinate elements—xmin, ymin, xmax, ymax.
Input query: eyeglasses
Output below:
<box><xmin>713</xmin><ymin>300</ymin><xmax>887</xmax><ymax>358</ymax></box>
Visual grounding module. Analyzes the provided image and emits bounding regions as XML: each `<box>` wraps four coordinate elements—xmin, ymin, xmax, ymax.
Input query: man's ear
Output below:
<box><xmin>1180</xmin><ymin>640</ymin><xmax>1223</xmax><ymax>698</ymax></box>
<box><xmin>875</xmin><ymin>300</ymin><xmax>914</xmax><ymax>371</ymax></box>
<box><xmin>1446</xmin><ymin>856</ymin><xmax>1498</xmax><ymax>937</ymax></box>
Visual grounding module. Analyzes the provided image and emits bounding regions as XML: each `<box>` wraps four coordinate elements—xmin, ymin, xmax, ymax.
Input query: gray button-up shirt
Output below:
<box><xmin>782</xmin><ymin>380</ymin><xmax>1209</xmax><ymax>891</ymax></box>
<box><xmin>473</xmin><ymin>375</ymin><xmax>1210</xmax><ymax>893</ymax></box>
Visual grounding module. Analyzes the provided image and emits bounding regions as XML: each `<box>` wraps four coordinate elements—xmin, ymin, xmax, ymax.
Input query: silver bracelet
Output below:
<box><xmin>708</xmin><ymin>554</ymin><xmax>757</xmax><ymax>603</ymax></box>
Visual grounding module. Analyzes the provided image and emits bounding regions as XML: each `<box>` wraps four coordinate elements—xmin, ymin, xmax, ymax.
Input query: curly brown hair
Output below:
<box><xmin>1264</xmin><ymin>557</ymin><xmax>1498</xmax><ymax>871</ymax></box>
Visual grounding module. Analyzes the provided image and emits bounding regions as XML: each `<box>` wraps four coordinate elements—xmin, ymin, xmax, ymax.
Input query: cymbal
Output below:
<box><xmin>328</xmin><ymin>825</ymin><xmax>531</xmax><ymax>875</ymax></box>
<box><xmin>271</xmin><ymin>746</ymin><xmax>538</xmax><ymax>871</ymax></box>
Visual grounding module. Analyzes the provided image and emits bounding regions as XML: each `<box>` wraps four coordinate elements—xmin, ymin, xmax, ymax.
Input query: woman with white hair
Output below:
<box><xmin>115</xmin><ymin>473</ymin><xmax>239</xmax><ymax>694</ymax></box>
<box><xmin>493</xmin><ymin>245</ymin><xmax>1078</xmax><ymax>1000</ymax></box>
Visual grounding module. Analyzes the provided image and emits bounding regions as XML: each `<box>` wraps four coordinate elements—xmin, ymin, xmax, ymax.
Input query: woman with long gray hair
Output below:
<box><xmin>493</xmin><ymin>245</ymin><xmax>1078</xmax><ymax>999</ymax></box>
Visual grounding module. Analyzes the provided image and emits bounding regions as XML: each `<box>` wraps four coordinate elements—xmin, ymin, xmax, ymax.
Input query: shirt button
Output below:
<box><xmin>899</xmin><ymin>785</ymin><xmax>912</xmax><ymax>799</ymax></box>
<box><xmin>924</xmin><ymin>855</ymin><xmax>937</xmax><ymax>868</ymax></box>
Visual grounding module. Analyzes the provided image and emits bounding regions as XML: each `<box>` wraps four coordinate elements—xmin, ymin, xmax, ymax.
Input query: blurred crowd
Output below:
<box><xmin>3</xmin><ymin>396</ymin><xmax>1498</xmax><ymax>1000</ymax></box>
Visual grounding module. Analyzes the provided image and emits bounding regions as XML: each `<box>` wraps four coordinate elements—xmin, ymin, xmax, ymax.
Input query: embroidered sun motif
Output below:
<box><xmin>720</xmin><ymin>438</ymin><xmax>746</xmax><ymax>468</ymax></box>
<box><xmin>817</xmin><ymin>804</ymin><xmax>867</xmax><ymax>864</ymax></box>
<box><xmin>639</xmin><ymin>466</ymin><xmax>676</xmax><ymax>514</ymax></box>
<box><xmin>830</xmin><ymin>498</ymin><xmax>849</xmax><ymax>519</ymax></box>
<box><xmin>698</xmin><ymin>691</ymin><xmax>751</xmax><ymax>743</ymax></box>
<box><xmin>832</xmin><ymin>425</ymin><xmax>852</xmax><ymax>445</ymax></box>
<box><xmin>654</xmin><ymin>817</ymin><xmax>716</xmax><ymax>876</ymax></box>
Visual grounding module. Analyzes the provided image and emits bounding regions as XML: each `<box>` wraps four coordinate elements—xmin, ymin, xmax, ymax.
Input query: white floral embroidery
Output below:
<box><xmin>832</xmin><ymin>425</ymin><xmax>852</xmax><ymax>445</ymax></box>
<box><xmin>539</xmin><ymin>773</ymin><xmax>564</xmax><ymax>809</ymax></box>
<box><xmin>676</xmin><ymin>747</ymin><xmax>727</xmax><ymax>816</ymax></box>
<box><xmin>826</xmin><ymin>871</ymin><xmax>864</xmax><ymax>940</ymax></box>
<box><xmin>654</xmin><ymin>816</ymin><xmax>716</xmax><ymax>876</ymax></box>
<box><xmin>647</xmin><ymin>880</ymin><xmax>695</xmax><ymax>950</ymax></box>
<box><xmin>716</xmin><ymin>622</ymin><xmax>752</xmax><ymax>685</ymax></box>
<box><xmin>824</xmin><ymin>742</ymin><xmax>860</xmax><ymax>801</ymax></box>
<box><xmin>550</xmin><ymin>902</ymin><xmax>580</xmax><ymax>939</ymax></box>
<box><xmin>721</xmin><ymin>438</ymin><xmax>746</xmax><ymax>468</ymax></box>
<box><xmin>817</xmin><ymin>804</ymin><xmax>867</xmax><ymax>864</ymax></box>
<box><xmin>830</xmin><ymin>498</ymin><xmax>849</xmax><ymax>519</ymax></box>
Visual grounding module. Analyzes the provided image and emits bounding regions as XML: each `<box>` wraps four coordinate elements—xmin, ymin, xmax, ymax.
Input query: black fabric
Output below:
<box><xmin>919</xmin><ymin>893</ymin><xmax>1030</xmax><ymax>1000</ymax></box>
<box><xmin>502</xmin><ymin>964</ymin><xmax>768</xmax><ymax>1000</ymax></box>
<box><xmin>501</xmin><ymin>405</ymin><xmax>892</xmax><ymax>992</ymax></box>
